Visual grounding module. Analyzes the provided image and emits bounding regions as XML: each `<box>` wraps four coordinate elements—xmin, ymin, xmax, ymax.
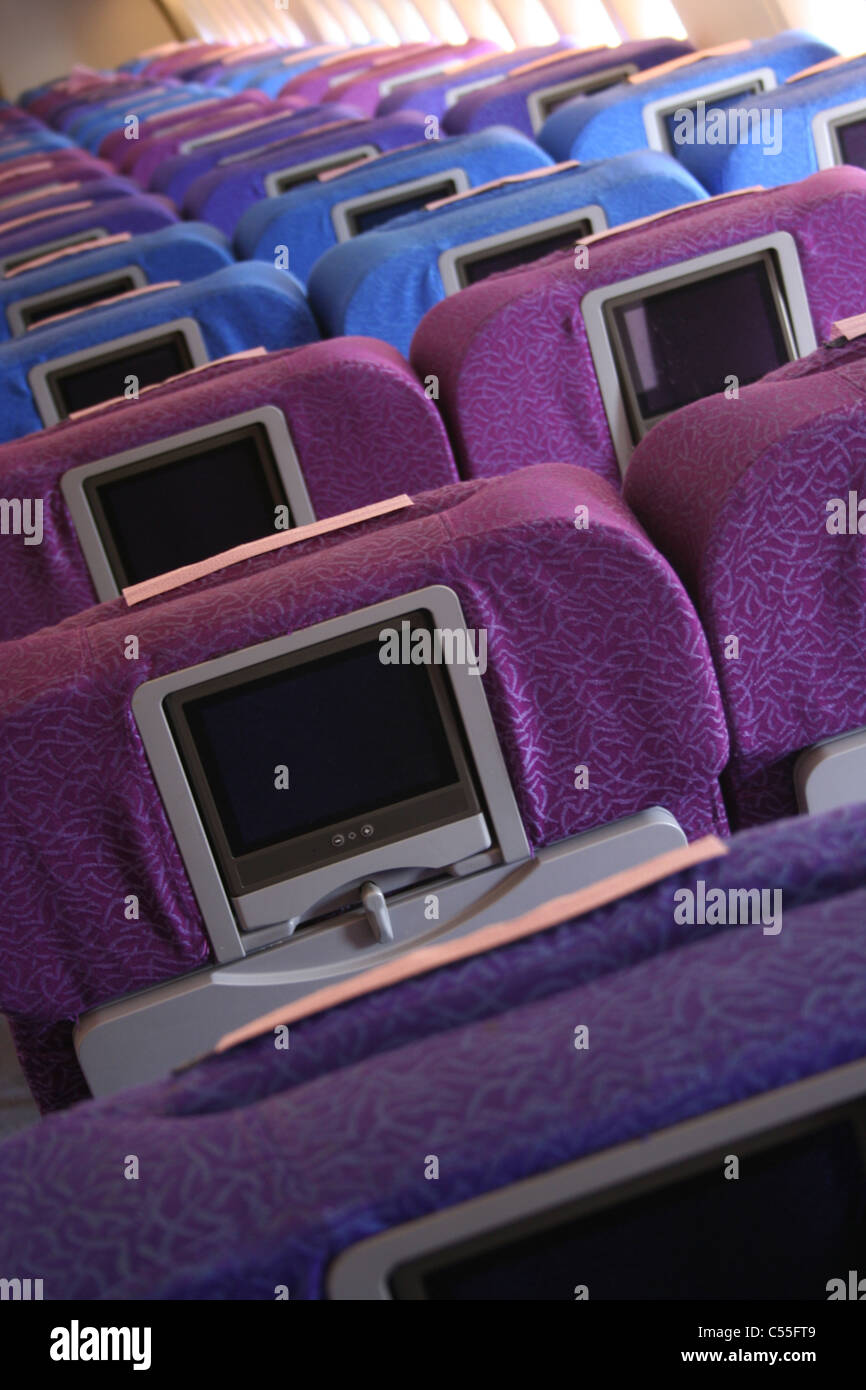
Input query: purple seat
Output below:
<box><xmin>443</xmin><ymin>39</ymin><xmax>693</xmax><ymax>139</ymax></box>
<box><xmin>182</xmin><ymin>112</ymin><xmax>432</xmax><ymax>237</ymax></box>
<box><xmin>328</xmin><ymin>41</ymin><xmax>501</xmax><ymax>117</ymax></box>
<box><xmin>2</xmin><ymin>801</ymin><xmax>866</xmax><ymax>1298</ymax></box>
<box><xmin>147</xmin><ymin>103</ymin><xmax>364</xmax><ymax>205</ymax></box>
<box><xmin>374</xmin><ymin>41</ymin><xmax>578</xmax><ymax>120</ymax></box>
<box><xmin>0</xmin><ymin>150</ymin><xmax>113</xmax><ymax>198</ymax></box>
<box><xmin>623</xmin><ymin>328</ymin><xmax>866</xmax><ymax>830</ymax></box>
<box><xmin>0</xmin><ymin>193</ymin><xmax>177</xmax><ymax>271</ymax></box>
<box><xmin>0</xmin><ymin>337</ymin><xmax>459</xmax><ymax>639</ymax></box>
<box><xmin>410</xmin><ymin>168</ymin><xmax>866</xmax><ymax>490</ymax></box>
<box><xmin>0</xmin><ymin>462</ymin><xmax>728</xmax><ymax>1110</ymax></box>
<box><xmin>0</xmin><ymin>175</ymin><xmax>142</xmax><ymax>226</ymax></box>
<box><xmin>278</xmin><ymin>44</ymin><xmax>431</xmax><ymax>104</ymax></box>
<box><xmin>102</xmin><ymin>92</ymin><xmax>276</xmax><ymax>172</ymax></box>
<box><xmin>117</xmin><ymin>101</ymin><xmax>289</xmax><ymax>186</ymax></box>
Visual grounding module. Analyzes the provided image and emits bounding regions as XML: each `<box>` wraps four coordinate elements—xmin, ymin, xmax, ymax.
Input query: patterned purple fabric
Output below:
<box><xmin>120</xmin><ymin>103</ymin><xmax>284</xmax><ymax>186</ymax></box>
<box><xmin>279</xmin><ymin>46</ymin><xmax>432</xmax><ymax>104</ymax></box>
<box><xmin>0</xmin><ymin>155</ymin><xmax>111</xmax><ymax>197</ymax></box>
<box><xmin>623</xmin><ymin>335</ymin><xmax>866</xmax><ymax>830</ymax></box>
<box><xmin>328</xmin><ymin>41</ymin><xmax>500</xmax><ymax>117</ymax></box>
<box><xmin>0</xmin><ymin>337</ymin><xmax>458</xmax><ymax>640</ymax></box>
<box><xmin>2</xmin><ymin>802</ymin><xmax>865</xmax><ymax>1299</ymax></box>
<box><xmin>0</xmin><ymin>462</ymin><xmax>729</xmax><ymax>1110</ymax></box>
<box><xmin>410</xmin><ymin>169</ymin><xmax>866</xmax><ymax>490</ymax></box>
<box><xmin>0</xmin><ymin>176</ymin><xmax>141</xmax><ymax>223</ymax></box>
<box><xmin>442</xmin><ymin>39</ymin><xmax>693</xmax><ymax>138</ymax></box>
<box><xmin>102</xmin><ymin>93</ymin><xmax>275</xmax><ymax>169</ymax></box>
<box><xmin>149</xmin><ymin>105</ymin><xmax>364</xmax><ymax>205</ymax></box>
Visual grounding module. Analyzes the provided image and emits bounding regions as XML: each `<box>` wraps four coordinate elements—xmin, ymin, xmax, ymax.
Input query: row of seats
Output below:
<box><xmin>2</xmin><ymin>29</ymin><xmax>866</xmax><ymax>1300</ymax></box>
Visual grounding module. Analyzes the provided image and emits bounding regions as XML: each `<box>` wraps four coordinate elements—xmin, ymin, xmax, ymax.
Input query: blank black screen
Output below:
<box><xmin>349</xmin><ymin>180</ymin><xmax>458</xmax><ymax>235</ymax></box>
<box><xmin>274</xmin><ymin>149</ymin><xmax>376</xmax><ymax>195</ymax></box>
<box><xmin>662</xmin><ymin>84</ymin><xmax>761</xmax><ymax>150</ymax></box>
<box><xmin>398</xmin><ymin>1119</ymin><xmax>866</xmax><ymax>1300</ymax></box>
<box><xmin>50</xmin><ymin>332</ymin><xmax>193</xmax><ymax>417</ymax></box>
<box><xmin>837</xmin><ymin>117</ymin><xmax>866</xmax><ymax>169</ymax></box>
<box><xmin>90</xmin><ymin>428</ymin><xmax>285</xmax><ymax>587</ymax></box>
<box><xmin>611</xmin><ymin>258</ymin><xmax>791</xmax><ymax>420</ymax></box>
<box><xmin>23</xmin><ymin>273</ymin><xmax>137</xmax><ymax>327</ymax></box>
<box><xmin>183</xmin><ymin>639</ymin><xmax>460</xmax><ymax>857</ymax></box>
<box><xmin>537</xmin><ymin>69</ymin><xmax>632</xmax><ymax>122</ymax></box>
<box><xmin>461</xmin><ymin>220</ymin><xmax>591</xmax><ymax>286</ymax></box>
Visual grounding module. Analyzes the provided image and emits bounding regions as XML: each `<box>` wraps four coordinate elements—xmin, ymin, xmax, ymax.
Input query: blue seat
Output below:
<box><xmin>307</xmin><ymin>150</ymin><xmax>708</xmax><ymax>355</ymax></box>
<box><xmin>0</xmin><ymin>221</ymin><xmax>232</xmax><ymax>341</ymax></box>
<box><xmin>234</xmin><ymin>126</ymin><xmax>550</xmax><ymax>285</ymax></box>
<box><xmin>539</xmin><ymin>31</ymin><xmax>836</xmax><ymax>193</ymax></box>
<box><xmin>148</xmin><ymin>103</ymin><xmax>362</xmax><ymax>205</ymax></box>
<box><xmin>0</xmin><ymin>261</ymin><xmax>318</xmax><ymax>441</ymax></box>
<box><xmin>183</xmin><ymin>111</ymin><xmax>432</xmax><ymax>237</ymax></box>
<box><xmin>709</xmin><ymin>54</ymin><xmax>866</xmax><ymax>190</ymax></box>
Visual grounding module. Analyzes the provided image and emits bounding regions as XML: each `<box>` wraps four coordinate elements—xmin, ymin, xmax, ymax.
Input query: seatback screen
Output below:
<box><xmin>85</xmin><ymin>424</ymin><xmax>287</xmax><ymax>588</ymax></box>
<box><xmin>535</xmin><ymin>65</ymin><xmax>636</xmax><ymax>123</ymax></box>
<box><xmin>661</xmin><ymin>83</ymin><xmax>763</xmax><ymax>150</ymax></box>
<box><xmin>47</xmin><ymin>330</ymin><xmax>193</xmax><ymax>418</ymax></box>
<box><xmin>836</xmin><ymin>116</ymin><xmax>866</xmax><ymax>169</ymax></box>
<box><xmin>272</xmin><ymin>147</ymin><xmax>378</xmax><ymax>195</ymax></box>
<box><xmin>181</xmin><ymin>638</ymin><xmax>460</xmax><ymax>859</ymax></box>
<box><xmin>607</xmin><ymin>254</ymin><xmax>792</xmax><ymax>427</ymax></box>
<box><xmin>459</xmin><ymin>219</ymin><xmax>591</xmax><ymax>286</ymax></box>
<box><xmin>392</xmin><ymin>1115</ymin><xmax>866</xmax><ymax>1299</ymax></box>
<box><xmin>347</xmin><ymin>179</ymin><xmax>459</xmax><ymax>235</ymax></box>
<box><xmin>21</xmin><ymin>273</ymin><xmax>138</xmax><ymax>328</ymax></box>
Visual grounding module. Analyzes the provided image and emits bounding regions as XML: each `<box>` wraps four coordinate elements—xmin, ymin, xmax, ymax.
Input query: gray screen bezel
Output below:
<box><xmin>527</xmin><ymin>62</ymin><xmax>639</xmax><ymax>134</ymax></box>
<box><xmin>439</xmin><ymin>203</ymin><xmax>608</xmax><ymax>296</ymax></box>
<box><xmin>60</xmin><ymin>406</ymin><xmax>315</xmax><ymax>601</ymax></box>
<box><xmin>28</xmin><ymin>315</ymin><xmax>209</xmax><ymax>425</ymax></box>
<box><xmin>640</xmin><ymin>68</ymin><xmax>777</xmax><ymax>154</ymax></box>
<box><xmin>132</xmin><ymin>586</ymin><xmax>529</xmax><ymax>962</ymax></box>
<box><xmin>327</xmin><ymin>1055</ymin><xmax>866</xmax><ymax>1299</ymax></box>
<box><xmin>812</xmin><ymin>97</ymin><xmax>866</xmax><ymax>169</ymax></box>
<box><xmin>264</xmin><ymin>144</ymin><xmax>380</xmax><ymax>198</ymax></box>
<box><xmin>444</xmin><ymin>73</ymin><xmax>506</xmax><ymax>109</ymax></box>
<box><xmin>331</xmin><ymin>166</ymin><xmax>470</xmax><ymax>242</ymax></box>
<box><xmin>581</xmin><ymin>231</ymin><xmax>818</xmax><ymax>475</ymax></box>
<box><xmin>6</xmin><ymin>263</ymin><xmax>147</xmax><ymax>336</ymax></box>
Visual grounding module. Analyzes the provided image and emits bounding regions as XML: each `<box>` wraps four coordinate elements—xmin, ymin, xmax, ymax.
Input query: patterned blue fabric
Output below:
<box><xmin>2</xmin><ymin>804</ymin><xmax>866</xmax><ymax>1298</ymax></box>
<box><xmin>539</xmin><ymin>32</ymin><xmax>835</xmax><ymax>193</ymax></box>
<box><xmin>0</xmin><ymin>261</ymin><xmax>317</xmax><ymax>442</ymax></box>
<box><xmin>307</xmin><ymin>150</ymin><xmax>708</xmax><ymax>354</ymax></box>
<box><xmin>711</xmin><ymin>56</ymin><xmax>866</xmax><ymax>190</ymax></box>
<box><xmin>234</xmin><ymin>127</ymin><xmax>549</xmax><ymax>284</ymax></box>
<box><xmin>0</xmin><ymin>223</ymin><xmax>232</xmax><ymax>343</ymax></box>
